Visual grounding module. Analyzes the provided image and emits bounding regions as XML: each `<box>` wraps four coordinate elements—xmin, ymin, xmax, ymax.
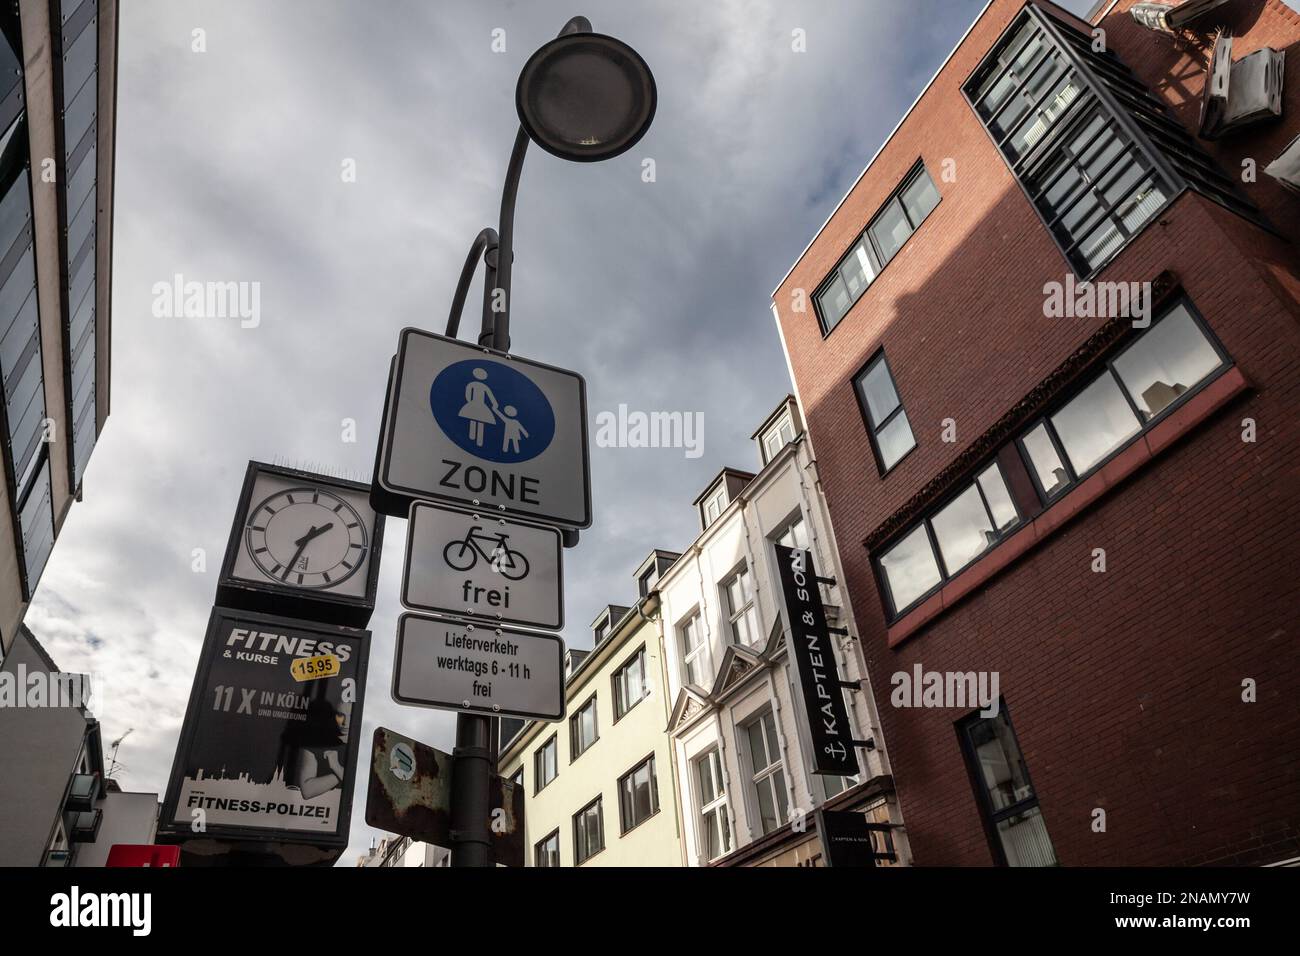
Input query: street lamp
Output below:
<box><xmin>516</xmin><ymin>30</ymin><xmax>657</xmax><ymax>163</ymax></box>
<box><xmin>445</xmin><ymin>16</ymin><xmax>656</xmax><ymax>354</ymax></box>
<box><xmin>442</xmin><ymin>16</ymin><xmax>655</xmax><ymax>870</ymax></box>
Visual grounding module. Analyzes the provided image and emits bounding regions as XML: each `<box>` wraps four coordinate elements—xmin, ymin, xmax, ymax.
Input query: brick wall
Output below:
<box><xmin>774</xmin><ymin>0</ymin><xmax>1300</xmax><ymax>865</ymax></box>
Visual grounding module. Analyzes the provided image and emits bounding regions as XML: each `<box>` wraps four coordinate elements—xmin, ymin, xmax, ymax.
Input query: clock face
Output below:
<box><xmin>240</xmin><ymin>483</ymin><xmax>370</xmax><ymax>592</ymax></box>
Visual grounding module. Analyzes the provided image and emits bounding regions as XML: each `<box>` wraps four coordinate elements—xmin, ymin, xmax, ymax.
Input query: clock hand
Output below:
<box><xmin>283</xmin><ymin>523</ymin><xmax>337</xmax><ymax>581</ymax></box>
<box><xmin>284</xmin><ymin>525</ymin><xmax>320</xmax><ymax>580</ymax></box>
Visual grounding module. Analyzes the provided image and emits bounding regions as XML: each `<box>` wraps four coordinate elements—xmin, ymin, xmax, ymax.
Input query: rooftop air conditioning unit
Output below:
<box><xmin>1130</xmin><ymin>0</ymin><xmax>1231</xmax><ymax>34</ymax></box>
<box><xmin>1264</xmin><ymin>132</ymin><xmax>1300</xmax><ymax>194</ymax></box>
<box><xmin>1199</xmin><ymin>31</ymin><xmax>1286</xmax><ymax>140</ymax></box>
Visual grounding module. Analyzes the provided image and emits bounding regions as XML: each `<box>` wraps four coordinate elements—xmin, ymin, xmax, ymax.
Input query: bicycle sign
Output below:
<box><xmin>443</xmin><ymin>526</ymin><xmax>530</xmax><ymax>581</ymax></box>
<box><xmin>401</xmin><ymin>500</ymin><xmax>562</xmax><ymax>630</ymax></box>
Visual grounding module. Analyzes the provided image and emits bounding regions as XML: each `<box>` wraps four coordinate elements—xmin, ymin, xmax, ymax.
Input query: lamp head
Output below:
<box><xmin>515</xmin><ymin>31</ymin><xmax>657</xmax><ymax>163</ymax></box>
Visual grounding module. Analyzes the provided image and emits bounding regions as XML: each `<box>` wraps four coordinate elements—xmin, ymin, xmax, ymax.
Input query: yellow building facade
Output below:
<box><xmin>499</xmin><ymin>580</ymin><xmax>685</xmax><ymax>867</ymax></box>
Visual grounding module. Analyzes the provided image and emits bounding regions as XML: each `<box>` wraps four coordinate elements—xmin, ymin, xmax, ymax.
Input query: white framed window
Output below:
<box><xmin>703</xmin><ymin>487</ymin><xmax>727</xmax><ymax>526</ymax></box>
<box><xmin>694</xmin><ymin>749</ymin><xmax>732</xmax><ymax>862</ymax></box>
<box><xmin>822</xmin><ymin>771</ymin><xmax>862</xmax><ymax>801</ymax></box>
<box><xmin>744</xmin><ymin>710</ymin><xmax>789</xmax><ymax>836</ymax></box>
<box><xmin>774</xmin><ymin>514</ymin><xmax>809</xmax><ymax>552</ymax></box>
<box><xmin>722</xmin><ymin>564</ymin><xmax>760</xmax><ymax>646</ymax></box>
<box><xmin>761</xmin><ymin>411</ymin><xmax>796</xmax><ymax>463</ymax></box>
<box><xmin>679</xmin><ymin>610</ymin><xmax>712</xmax><ymax>688</ymax></box>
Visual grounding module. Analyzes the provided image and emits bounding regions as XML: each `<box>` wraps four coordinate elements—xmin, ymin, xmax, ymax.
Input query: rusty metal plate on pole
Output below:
<box><xmin>364</xmin><ymin>727</ymin><xmax>525</xmax><ymax>865</ymax></box>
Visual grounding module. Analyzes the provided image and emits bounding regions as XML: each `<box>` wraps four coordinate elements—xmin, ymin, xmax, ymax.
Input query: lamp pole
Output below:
<box><xmin>441</xmin><ymin>14</ymin><xmax>654</xmax><ymax>868</ymax></box>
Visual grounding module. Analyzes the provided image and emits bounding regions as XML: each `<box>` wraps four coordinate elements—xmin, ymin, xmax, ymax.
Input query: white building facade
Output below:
<box><xmin>658</xmin><ymin>397</ymin><xmax>909</xmax><ymax>867</ymax></box>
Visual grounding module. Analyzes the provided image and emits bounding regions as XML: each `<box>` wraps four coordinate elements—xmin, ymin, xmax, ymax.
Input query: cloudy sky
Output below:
<box><xmin>24</xmin><ymin>0</ymin><xmax>1103</xmax><ymax>863</ymax></box>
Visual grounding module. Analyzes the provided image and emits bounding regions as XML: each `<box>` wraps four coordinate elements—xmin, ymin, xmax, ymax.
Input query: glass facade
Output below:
<box><xmin>964</xmin><ymin>5</ymin><xmax>1260</xmax><ymax>278</ymax></box>
<box><xmin>0</xmin><ymin>20</ymin><xmax>54</xmax><ymax>599</ymax></box>
<box><xmin>60</xmin><ymin>0</ymin><xmax>101</xmax><ymax>490</ymax></box>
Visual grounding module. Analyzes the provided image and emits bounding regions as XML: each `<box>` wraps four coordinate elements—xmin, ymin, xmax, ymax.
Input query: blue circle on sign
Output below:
<box><xmin>430</xmin><ymin>359</ymin><xmax>556</xmax><ymax>464</ymax></box>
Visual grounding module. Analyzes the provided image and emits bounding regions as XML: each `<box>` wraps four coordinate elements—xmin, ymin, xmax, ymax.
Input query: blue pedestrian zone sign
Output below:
<box><xmin>430</xmin><ymin>359</ymin><xmax>557</xmax><ymax>465</ymax></box>
<box><xmin>376</xmin><ymin>329</ymin><xmax>591</xmax><ymax>528</ymax></box>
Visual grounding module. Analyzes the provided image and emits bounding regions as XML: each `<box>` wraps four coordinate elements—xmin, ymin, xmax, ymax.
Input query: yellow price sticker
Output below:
<box><xmin>290</xmin><ymin>654</ymin><xmax>340</xmax><ymax>683</ymax></box>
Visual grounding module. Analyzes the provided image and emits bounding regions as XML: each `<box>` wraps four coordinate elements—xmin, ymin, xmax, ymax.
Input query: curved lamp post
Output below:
<box><xmin>445</xmin><ymin>16</ymin><xmax>656</xmax><ymax>353</ymax></box>
<box><xmin>444</xmin><ymin>16</ymin><xmax>655</xmax><ymax>870</ymax></box>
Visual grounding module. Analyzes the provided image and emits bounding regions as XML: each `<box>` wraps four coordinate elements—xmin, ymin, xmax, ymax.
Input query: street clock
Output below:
<box><xmin>217</xmin><ymin>462</ymin><xmax>385</xmax><ymax>627</ymax></box>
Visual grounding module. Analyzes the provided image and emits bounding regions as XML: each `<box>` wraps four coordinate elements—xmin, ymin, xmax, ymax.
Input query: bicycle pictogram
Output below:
<box><xmin>443</xmin><ymin>525</ymin><xmax>531</xmax><ymax>580</ymax></box>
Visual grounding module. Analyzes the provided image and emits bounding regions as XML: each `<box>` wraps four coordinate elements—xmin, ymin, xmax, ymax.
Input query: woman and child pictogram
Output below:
<box><xmin>458</xmin><ymin>367</ymin><xmax>530</xmax><ymax>453</ymax></box>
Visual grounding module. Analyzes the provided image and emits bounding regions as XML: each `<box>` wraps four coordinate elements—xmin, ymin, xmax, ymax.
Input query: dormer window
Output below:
<box><xmin>760</xmin><ymin>411</ymin><xmax>796</xmax><ymax>465</ymax></box>
<box><xmin>637</xmin><ymin>565</ymin><xmax>658</xmax><ymax>598</ymax></box>
<box><xmin>702</xmin><ymin>487</ymin><xmax>727</xmax><ymax>527</ymax></box>
<box><xmin>594</xmin><ymin>622</ymin><xmax>609</xmax><ymax>646</ymax></box>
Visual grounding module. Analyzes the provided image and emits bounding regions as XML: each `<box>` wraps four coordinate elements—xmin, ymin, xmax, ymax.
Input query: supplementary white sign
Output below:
<box><xmin>402</xmin><ymin>501</ymin><xmax>563</xmax><ymax>630</ymax></box>
<box><xmin>377</xmin><ymin>328</ymin><xmax>591</xmax><ymax>528</ymax></box>
<box><xmin>391</xmin><ymin>613</ymin><xmax>565</xmax><ymax>721</ymax></box>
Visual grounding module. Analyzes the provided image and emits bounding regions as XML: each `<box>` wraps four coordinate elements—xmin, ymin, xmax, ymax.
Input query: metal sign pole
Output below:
<box><xmin>442</xmin><ymin>16</ymin><xmax>604</xmax><ymax>866</ymax></box>
<box><xmin>445</xmin><ymin>134</ymin><xmax>533</xmax><ymax>860</ymax></box>
<box><xmin>449</xmin><ymin>714</ymin><xmax>494</xmax><ymax>867</ymax></box>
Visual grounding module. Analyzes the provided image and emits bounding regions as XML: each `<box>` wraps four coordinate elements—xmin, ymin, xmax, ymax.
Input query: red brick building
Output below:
<box><xmin>772</xmin><ymin>0</ymin><xmax>1300</xmax><ymax>866</ymax></box>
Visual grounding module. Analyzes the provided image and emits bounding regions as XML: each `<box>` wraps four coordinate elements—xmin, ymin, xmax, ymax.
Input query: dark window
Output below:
<box><xmin>618</xmin><ymin>754</ymin><xmax>659</xmax><ymax>833</ymax></box>
<box><xmin>929</xmin><ymin>462</ymin><xmax>1020</xmax><ymax>576</ymax></box>
<box><xmin>573</xmin><ymin>796</ymin><xmax>604</xmax><ymax>864</ymax></box>
<box><xmin>569</xmin><ymin>695</ymin><xmax>598</xmax><ymax>759</ymax></box>
<box><xmin>1019</xmin><ymin>298</ymin><xmax>1227</xmax><ymax>500</ymax></box>
<box><xmin>957</xmin><ymin>705</ymin><xmax>1057</xmax><ymax>866</ymax></box>
<box><xmin>534</xmin><ymin>829</ymin><xmax>559</xmax><ymax>867</ymax></box>
<box><xmin>877</xmin><ymin>462</ymin><xmax>1021</xmax><ymax>616</ymax></box>
<box><xmin>533</xmin><ymin>735</ymin><xmax>557</xmax><ymax>793</ymax></box>
<box><xmin>853</xmin><ymin>351</ymin><xmax>916</xmax><ymax>474</ymax></box>
<box><xmin>637</xmin><ymin>565</ymin><xmax>657</xmax><ymax>597</ymax></box>
<box><xmin>17</xmin><ymin>457</ymin><xmax>54</xmax><ymax>597</ymax></box>
<box><xmin>876</xmin><ymin>296</ymin><xmax>1227</xmax><ymax>620</ymax></box>
<box><xmin>0</xmin><ymin>113</ymin><xmax>52</xmax><ymax>599</ymax></box>
<box><xmin>612</xmin><ymin>647</ymin><xmax>648</xmax><ymax>719</ymax></box>
<box><xmin>814</xmin><ymin>163</ymin><xmax>941</xmax><ymax>334</ymax></box>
